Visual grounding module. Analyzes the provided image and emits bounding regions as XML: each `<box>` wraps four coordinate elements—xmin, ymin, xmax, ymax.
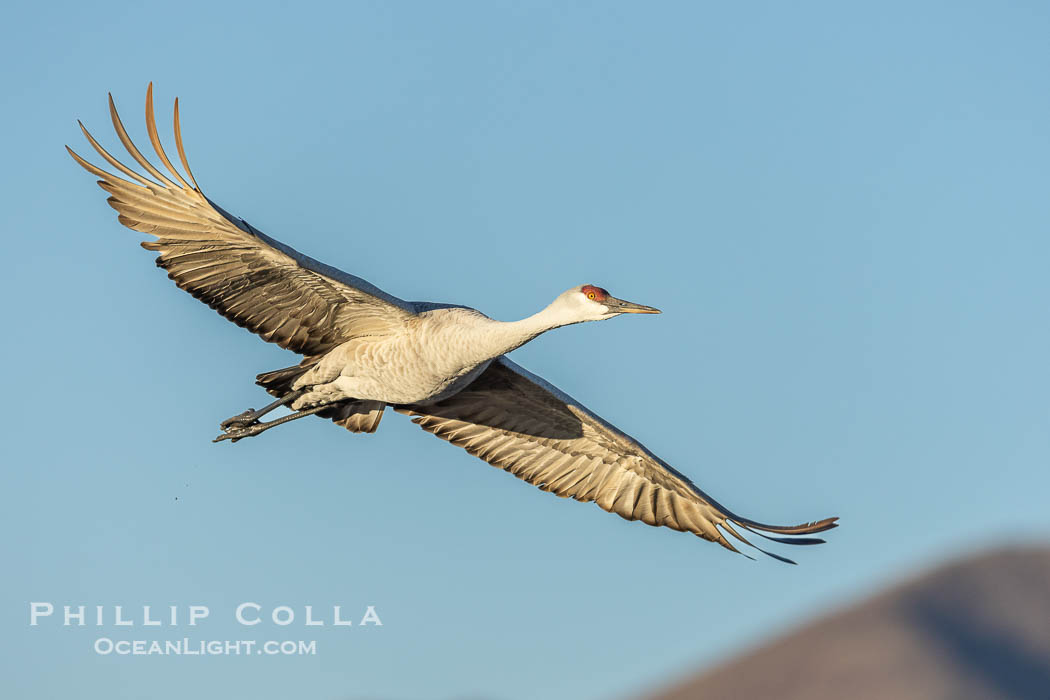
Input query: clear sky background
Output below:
<box><xmin>2</xmin><ymin>2</ymin><xmax>1048</xmax><ymax>699</ymax></box>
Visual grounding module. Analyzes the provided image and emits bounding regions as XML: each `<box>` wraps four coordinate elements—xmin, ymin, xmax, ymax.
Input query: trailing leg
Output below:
<box><xmin>213</xmin><ymin>401</ymin><xmax>342</xmax><ymax>443</ymax></box>
<box><xmin>219</xmin><ymin>389</ymin><xmax>307</xmax><ymax>430</ymax></box>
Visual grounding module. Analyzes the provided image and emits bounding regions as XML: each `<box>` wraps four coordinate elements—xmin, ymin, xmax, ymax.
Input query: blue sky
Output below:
<box><xmin>2</xmin><ymin>1</ymin><xmax>1048</xmax><ymax>698</ymax></box>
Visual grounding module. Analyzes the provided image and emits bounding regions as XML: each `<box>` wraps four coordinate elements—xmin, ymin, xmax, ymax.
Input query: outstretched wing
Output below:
<box><xmin>68</xmin><ymin>84</ymin><xmax>415</xmax><ymax>357</ymax></box>
<box><xmin>397</xmin><ymin>358</ymin><xmax>837</xmax><ymax>562</ymax></box>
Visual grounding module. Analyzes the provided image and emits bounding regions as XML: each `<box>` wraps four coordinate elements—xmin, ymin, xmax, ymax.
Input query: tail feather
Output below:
<box><xmin>323</xmin><ymin>401</ymin><xmax>386</xmax><ymax>433</ymax></box>
<box><xmin>256</xmin><ymin>362</ymin><xmax>316</xmax><ymax>397</ymax></box>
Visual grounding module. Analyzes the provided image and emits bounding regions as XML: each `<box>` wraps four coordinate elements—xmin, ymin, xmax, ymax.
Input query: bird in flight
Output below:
<box><xmin>69</xmin><ymin>85</ymin><xmax>837</xmax><ymax>562</ymax></box>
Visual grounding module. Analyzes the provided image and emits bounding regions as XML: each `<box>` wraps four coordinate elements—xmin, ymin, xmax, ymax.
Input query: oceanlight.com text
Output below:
<box><xmin>94</xmin><ymin>638</ymin><xmax>317</xmax><ymax>656</ymax></box>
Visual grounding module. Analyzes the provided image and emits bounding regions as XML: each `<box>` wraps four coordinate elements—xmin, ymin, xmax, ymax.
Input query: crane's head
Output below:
<box><xmin>553</xmin><ymin>284</ymin><xmax>661</xmax><ymax>322</ymax></box>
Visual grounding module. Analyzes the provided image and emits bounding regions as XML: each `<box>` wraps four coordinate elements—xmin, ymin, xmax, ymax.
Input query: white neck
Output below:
<box><xmin>475</xmin><ymin>302</ymin><xmax>585</xmax><ymax>360</ymax></box>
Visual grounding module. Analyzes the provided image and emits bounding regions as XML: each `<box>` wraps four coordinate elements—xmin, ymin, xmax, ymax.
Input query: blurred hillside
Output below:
<box><xmin>645</xmin><ymin>546</ymin><xmax>1050</xmax><ymax>700</ymax></box>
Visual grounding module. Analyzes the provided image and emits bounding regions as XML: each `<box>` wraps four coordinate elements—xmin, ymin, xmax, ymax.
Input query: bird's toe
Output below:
<box><xmin>220</xmin><ymin>409</ymin><xmax>257</xmax><ymax>430</ymax></box>
<box><xmin>214</xmin><ymin>422</ymin><xmax>267</xmax><ymax>443</ymax></box>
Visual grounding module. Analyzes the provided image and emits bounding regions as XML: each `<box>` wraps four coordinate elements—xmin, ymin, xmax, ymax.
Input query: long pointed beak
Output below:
<box><xmin>605</xmin><ymin>296</ymin><xmax>661</xmax><ymax>314</ymax></box>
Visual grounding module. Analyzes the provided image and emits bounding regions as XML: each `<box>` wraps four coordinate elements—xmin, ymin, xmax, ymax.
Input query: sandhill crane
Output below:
<box><xmin>69</xmin><ymin>85</ymin><xmax>837</xmax><ymax>562</ymax></box>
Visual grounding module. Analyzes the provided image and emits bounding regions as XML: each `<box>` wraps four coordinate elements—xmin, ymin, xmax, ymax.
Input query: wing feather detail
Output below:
<box><xmin>69</xmin><ymin>84</ymin><xmax>415</xmax><ymax>356</ymax></box>
<box><xmin>397</xmin><ymin>357</ymin><xmax>838</xmax><ymax>562</ymax></box>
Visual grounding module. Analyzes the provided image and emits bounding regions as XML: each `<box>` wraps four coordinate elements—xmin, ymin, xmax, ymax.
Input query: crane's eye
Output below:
<box><xmin>581</xmin><ymin>284</ymin><xmax>608</xmax><ymax>301</ymax></box>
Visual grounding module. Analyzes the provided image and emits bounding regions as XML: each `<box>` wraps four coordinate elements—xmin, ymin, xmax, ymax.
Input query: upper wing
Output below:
<box><xmin>397</xmin><ymin>357</ymin><xmax>838</xmax><ymax>562</ymax></box>
<box><xmin>68</xmin><ymin>84</ymin><xmax>415</xmax><ymax>357</ymax></box>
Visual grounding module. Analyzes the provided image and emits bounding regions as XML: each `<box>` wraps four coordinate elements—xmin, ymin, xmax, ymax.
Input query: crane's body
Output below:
<box><xmin>294</xmin><ymin>294</ymin><xmax>641</xmax><ymax>408</ymax></box>
<box><xmin>68</xmin><ymin>85</ymin><xmax>838</xmax><ymax>563</ymax></box>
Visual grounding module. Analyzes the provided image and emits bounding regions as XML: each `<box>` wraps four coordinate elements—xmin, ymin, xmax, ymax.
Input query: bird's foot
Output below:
<box><xmin>213</xmin><ymin>422</ymin><xmax>267</xmax><ymax>443</ymax></box>
<box><xmin>220</xmin><ymin>409</ymin><xmax>257</xmax><ymax>431</ymax></box>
